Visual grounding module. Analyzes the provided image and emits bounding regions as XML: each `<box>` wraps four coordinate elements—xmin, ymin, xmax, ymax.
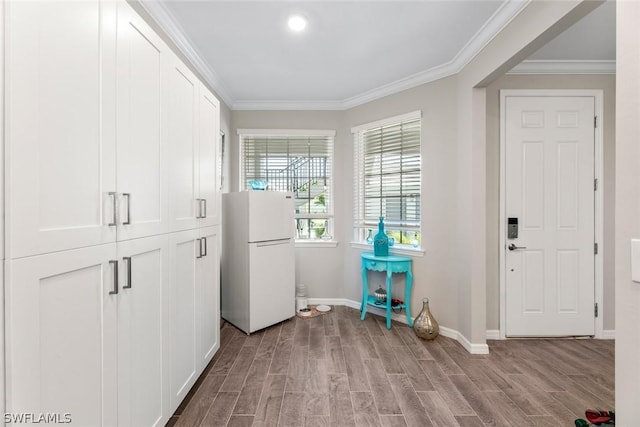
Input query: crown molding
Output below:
<box><xmin>138</xmin><ymin>0</ymin><xmax>235</xmax><ymax>107</ymax></box>
<box><xmin>233</xmin><ymin>0</ymin><xmax>530</xmax><ymax>111</ymax></box>
<box><xmin>507</xmin><ymin>60</ymin><xmax>616</xmax><ymax>75</ymax></box>
<box><xmin>140</xmin><ymin>0</ymin><xmax>536</xmax><ymax>111</ymax></box>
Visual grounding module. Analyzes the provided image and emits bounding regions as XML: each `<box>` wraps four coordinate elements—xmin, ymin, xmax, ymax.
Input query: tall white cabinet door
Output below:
<box><xmin>116</xmin><ymin>2</ymin><xmax>169</xmax><ymax>241</ymax></box>
<box><xmin>198</xmin><ymin>87</ymin><xmax>221</xmax><ymax>227</ymax></box>
<box><xmin>166</xmin><ymin>56</ymin><xmax>200</xmax><ymax>232</ymax></box>
<box><xmin>5</xmin><ymin>245</ymin><xmax>118</xmax><ymax>426</ymax></box>
<box><xmin>5</xmin><ymin>0</ymin><xmax>117</xmax><ymax>258</ymax></box>
<box><xmin>117</xmin><ymin>235</ymin><xmax>170</xmax><ymax>427</ymax></box>
<box><xmin>168</xmin><ymin>229</ymin><xmax>200</xmax><ymax>413</ymax></box>
<box><xmin>197</xmin><ymin>226</ymin><xmax>220</xmax><ymax>369</ymax></box>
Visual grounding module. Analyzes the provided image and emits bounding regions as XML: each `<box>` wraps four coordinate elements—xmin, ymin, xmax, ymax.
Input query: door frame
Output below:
<box><xmin>499</xmin><ymin>89</ymin><xmax>604</xmax><ymax>339</ymax></box>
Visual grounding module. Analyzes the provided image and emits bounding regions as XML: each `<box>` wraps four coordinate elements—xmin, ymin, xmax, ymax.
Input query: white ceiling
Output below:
<box><xmin>142</xmin><ymin>1</ymin><xmax>615</xmax><ymax>110</ymax></box>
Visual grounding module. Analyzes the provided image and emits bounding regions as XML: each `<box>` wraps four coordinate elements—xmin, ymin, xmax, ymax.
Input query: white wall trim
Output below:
<box><xmin>499</xmin><ymin>89</ymin><xmax>605</xmax><ymax>339</ymax></box>
<box><xmin>140</xmin><ymin>0</ymin><xmax>528</xmax><ymax>111</ymax></box>
<box><xmin>486</xmin><ymin>330</ymin><xmax>500</xmax><ymax>340</ymax></box>
<box><xmin>309</xmin><ymin>299</ymin><xmax>489</xmax><ymax>354</ymax></box>
<box><xmin>236</xmin><ymin>129</ymin><xmax>336</xmax><ymax>137</ymax></box>
<box><xmin>508</xmin><ymin>60</ymin><xmax>616</xmax><ymax>75</ymax></box>
<box><xmin>602</xmin><ymin>329</ymin><xmax>615</xmax><ymax>340</ymax></box>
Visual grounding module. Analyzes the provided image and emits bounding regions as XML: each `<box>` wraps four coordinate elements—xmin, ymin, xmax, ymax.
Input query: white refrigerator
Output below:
<box><xmin>221</xmin><ymin>191</ymin><xmax>296</xmax><ymax>334</ymax></box>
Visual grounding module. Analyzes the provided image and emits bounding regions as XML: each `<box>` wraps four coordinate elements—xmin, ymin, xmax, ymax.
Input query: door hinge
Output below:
<box><xmin>594</xmin><ymin>116</ymin><xmax>598</xmax><ymax>128</ymax></box>
<box><xmin>594</xmin><ymin>178</ymin><xmax>598</xmax><ymax>191</ymax></box>
<box><xmin>595</xmin><ymin>302</ymin><xmax>599</xmax><ymax>318</ymax></box>
<box><xmin>594</xmin><ymin>243</ymin><xmax>599</xmax><ymax>255</ymax></box>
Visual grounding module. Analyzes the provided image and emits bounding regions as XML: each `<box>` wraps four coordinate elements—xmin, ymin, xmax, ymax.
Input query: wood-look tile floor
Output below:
<box><xmin>167</xmin><ymin>306</ymin><xmax>615</xmax><ymax>427</ymax></box>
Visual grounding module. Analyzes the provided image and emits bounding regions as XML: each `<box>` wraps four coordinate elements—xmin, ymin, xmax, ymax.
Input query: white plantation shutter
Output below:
<box><xmin>239</xmin><ymin>130</ymin><xmax>334</xmax><ymax>239</ymax></box>
<box><xmin>353</xmin><ymin>111</ymin><xmax>421</xmax><ymax>244</ymax></box>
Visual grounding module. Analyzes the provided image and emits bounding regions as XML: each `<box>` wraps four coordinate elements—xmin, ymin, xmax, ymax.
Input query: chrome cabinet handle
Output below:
<box><xmin>123</xmin><ymin>256</ymin><xmax>132</xmax><ymax>289</ymax></box>
<box><xmin>508</xmin><ymin>243</ymin><xmax>527</xmax><ymax>251</ymax></box>
<box><xmin>196</xmin><ymin>238</ymin><xmax>203</xmax><ymax>259</ymax></box>
<box><xmin>109</xmin><ymin>260</ymin><xmax>119</xmax><ymax>295</ymax></box>
<box><xmin>123</xmin><ymin>193</ymin><xmax>131</xmax><ymax>225</ymax></box>
<box><xmin>195</xmin><ymin>199</ymin><xmax>202</xmax><ymax>218</ymax></box>
<box><xmin>202</xmin><ymin>237</ymin><xmax>208</xmax><ymax>257</ymax></box>
<box><xmin>202</xmin><ymin>199</ymin><xmax>207</xmax><ymax>218</ymax></box>
<box><xmin>108</xmin><ymin>192</ymin><xmax>117</xmax><ymax>226</ymax></box>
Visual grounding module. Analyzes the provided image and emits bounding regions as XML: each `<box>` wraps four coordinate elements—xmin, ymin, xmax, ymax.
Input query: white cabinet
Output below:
<box><xmin>198</xmin><ymin>89</ymin><xmax>221</xmax><ymax>228</ymax></box>
<box><xmin>117</xmin><ymin>236</ymin><xmax>170</xmax><ymax>427</ymax></box>
<box><xmin>5</xmin><ymin>0</ymin><xmax>117</xmax><ymax>258</ymax></box>
<box><xmin>116</xmin><ymin>3</ymin><xmax>169</xmax><ymax>241</ymax></box>
<box><xmin>3</xmin><ymin>1</ymin><xmax>221</xmax><ymax>424</ymax></box>
<box><xmin>5</xmin><ymin>245</ymin><xmax>119</xmax><ymax>426</ymax></box>
<box><xmin>168</xmin><ymin>227</ymin><xmax>220</xmax><ymax>413</ymax></box>
<box><xmin>167</xmin><ymin>58</ymin><xmax>221</xmax><ymax>232</ymax></box>
<box><xmin>166</xmin><ymin>58</ymin><xmax>200</xmax><ymax>232</ymax></box>
<box><xmin>197</xmin><ymin>226</ymin><xmax>221</xmax><ymax>368</ymax></box>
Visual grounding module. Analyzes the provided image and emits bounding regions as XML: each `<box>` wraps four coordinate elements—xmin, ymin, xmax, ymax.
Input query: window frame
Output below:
<box><xmin>238</xmin><ymin>129</ymin><xmax>336</xmax><ymax>243</ymax></box>
<box><xmin>352</xmin><ymin>111</ymin><xmax>423</xmax><ymax>251</ymax></box>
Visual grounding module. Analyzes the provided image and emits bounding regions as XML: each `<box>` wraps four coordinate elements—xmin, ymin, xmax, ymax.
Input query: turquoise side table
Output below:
<box><xmin>360</xmin><ymin>252</ymin><xmax>413</xmax><ymax>329</ymax></box>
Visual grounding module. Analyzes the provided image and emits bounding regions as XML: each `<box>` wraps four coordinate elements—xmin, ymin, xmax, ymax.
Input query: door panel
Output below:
<box><xmin>5</xmin><ymin>245</ymin><xmax>118</xmax><ymax>426</ymax></box>
<box><xmin>198</xmin><ymin>227</ymin><xmax>220</xmax><ymax>369</ymax></box>
<box><xmin>167</xmin><ymin>57</ymin><xmax>200</xmax><ymax>232</ymax></box>
<box><xmin>198</xmin><ymin>87</ymin><xmax>220</xmax><ymax>227</ymax></box>
<box><xmin>248</xmin><ymin>240</ymin><xmax>295</xmax><ymax>333</ymax></box>
<box><xmin>118</xmin><ymin>236</ymin><xmax>169</xmax><ymax>427</ymax></box>
<box><xmin>168</xmin><ymin>230</ymin><xmax>199</xmax><ymax>413</ymax></box>
<box><xmin>505</xmin><ymin>96</ymin><xmax>595</xmax><ymax>336</ymax></box>
<box><xmin>116</xmin><ymin>2</ymin><xmax>168</xmax><ymax>240</ymax></box>
<box><xmin>6</xmin><ymin>0</ymin><xmax>117</xmax><ymax>258</ymax></box>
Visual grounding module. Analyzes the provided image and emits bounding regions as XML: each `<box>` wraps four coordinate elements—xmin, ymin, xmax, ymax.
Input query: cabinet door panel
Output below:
<box><xmin>168</xmin><ymin>230</ymin><xmax>200</xmax><ymax>413</ymax></box>
<box><xmin>118</xmin><ymin>236</ymin><xmax>169</xmax><ymax>427</ymax></box>
<box><xmin>198</xmin><ymin>227</ymin><xmax>220</xmax><ymax>369</ymax></box>
<box><xmin>116</xmin><ymin>2</ymin><xmax>168</xmax><ymax>240</ymax></box>
<box><xmin>5</xmin><ymin>0</ymin><xmax>117</xmax><ymax>258</ymax></box>
<box><xmin>167</xmin><ymin>57</ymin><xmax>199</xmax><ymax>232</ymax></box>
<box><xmin>5</xmin><ymin>245</ymin><xmax>118</xmax><ymax>426</ymax></box>
<box><xmin>198</xmin><ymin>87</ymin><xmax>221</xmax><ymax>227</ymax></box>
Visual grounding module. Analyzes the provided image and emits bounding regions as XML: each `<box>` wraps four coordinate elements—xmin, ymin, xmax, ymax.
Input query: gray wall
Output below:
<box><xmin>485</xmin><ymin>74</ymin><xmax>616</xmax><ymax>331</ymax></box>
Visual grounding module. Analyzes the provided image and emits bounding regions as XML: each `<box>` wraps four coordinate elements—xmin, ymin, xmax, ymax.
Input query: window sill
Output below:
<box><xmin>350</xmin><ymin>242</ymin><xmax>425</xmax><ymax>257</ymax></box>
<box><xmin>295</xmin><ymin>240</ymin><xmax>339</xmax><ymax>248</ymax></box>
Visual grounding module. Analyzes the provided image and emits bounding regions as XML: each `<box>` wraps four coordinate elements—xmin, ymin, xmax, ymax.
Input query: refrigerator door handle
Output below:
<box><xmin>255</xmin><ymin>238</ymin><xmax>291</xmax><ymax>247</ymax></box>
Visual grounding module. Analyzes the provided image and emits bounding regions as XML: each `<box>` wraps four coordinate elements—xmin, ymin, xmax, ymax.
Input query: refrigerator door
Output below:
<box><xmin>248</xmin><ymin>239</ymin><xmax>295</xmax><ymax>333</ymax></box>
<box><xmin>248</xmin><ymin>191</ymin><xmax>294</xmax><ymax>242</ymax></box>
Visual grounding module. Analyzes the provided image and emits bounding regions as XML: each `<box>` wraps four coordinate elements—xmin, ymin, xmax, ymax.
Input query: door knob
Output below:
<box><xmin>508</xmin><ymin>243</ymin><xmax>527</xmax><ymax>251</ymax></box>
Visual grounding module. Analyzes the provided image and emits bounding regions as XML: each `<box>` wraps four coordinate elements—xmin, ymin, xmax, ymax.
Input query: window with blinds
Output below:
<box><xmin>239</xmin><ymin>130</ymin><xmax>335</xmax><ymax>240</ymax></box>
<box><xmin>353</xmin><ymin>111</ymin><xmax>421</xmax><ymax>247</ymax></box>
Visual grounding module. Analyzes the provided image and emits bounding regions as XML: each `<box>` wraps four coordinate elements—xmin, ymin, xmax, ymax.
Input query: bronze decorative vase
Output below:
<box><xmin>413</xmin><ymin>298</ymin><xmax>439</xmax><ymax>340</ymax></box>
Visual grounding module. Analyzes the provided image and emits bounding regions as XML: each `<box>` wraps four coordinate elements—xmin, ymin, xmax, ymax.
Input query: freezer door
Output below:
<box><xmin>248</xmin><ymin>191</ymin><xmax>294</xmax><ymax>242</ymax></box>
<box><xmin>248</xmin><ymin>239</ymin><xmax>295</xmax><ymax>332</ymax></box>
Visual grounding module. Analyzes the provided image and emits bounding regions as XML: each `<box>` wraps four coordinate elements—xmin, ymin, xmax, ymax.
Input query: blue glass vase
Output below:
<box><xmin>373</xmin><ymin>217</ymin><xmax>389</xmax><ymax>257</ymax></box>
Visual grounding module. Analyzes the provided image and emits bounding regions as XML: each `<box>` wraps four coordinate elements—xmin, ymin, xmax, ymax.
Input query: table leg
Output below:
<box><xmin>360</xmin><ymin>264</ymin><xmax>368</xmax><ymax>321</ymax></box>
<box><xmin>405</xmin><ymin>269</ymin><xmax>413</xmax><ymax>327</ymax></box>
<box><xmin>386</xmin><ymin>269</ymin><xmax>392</xmax><ymax>329</ymax></box>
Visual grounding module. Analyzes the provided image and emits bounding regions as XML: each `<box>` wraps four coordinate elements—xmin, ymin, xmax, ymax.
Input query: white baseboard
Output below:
<box><xmin>602</xmin><ymin>329</ymin><xmax>615</xmax><ymax>339</ymax></box>
<box><xmin>311</xmin><ymin>298</ymin><xmax>490</xmax><ymax>354</ymax></box>
<box><xmin>485</xmin><ymin>330</ymin><xmax>500</xmax><ymax>340</ymax></box>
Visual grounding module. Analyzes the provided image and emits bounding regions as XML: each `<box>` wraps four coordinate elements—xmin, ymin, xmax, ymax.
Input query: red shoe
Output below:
<box><xmin>585</xmin><ymin>409</ymin><xmax>615</xmax><ymax>425</ymax></box>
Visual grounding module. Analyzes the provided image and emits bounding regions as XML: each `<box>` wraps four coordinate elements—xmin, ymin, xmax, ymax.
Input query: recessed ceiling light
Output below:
<box><xmin>288</xmin><ymin>15</ymin><xmax>307</xmax><ymax>32</ymax></box>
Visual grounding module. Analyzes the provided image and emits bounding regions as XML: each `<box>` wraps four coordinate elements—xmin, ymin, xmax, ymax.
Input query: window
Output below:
<box><xmin>353</xmin><ymin>111</ymin><xmax>421</xmax><ymax>247</ymax></box>
<box><xmin>239</xmin><ymin>129</ymin><xmax>335</xmax><ymax>240</ymax></box>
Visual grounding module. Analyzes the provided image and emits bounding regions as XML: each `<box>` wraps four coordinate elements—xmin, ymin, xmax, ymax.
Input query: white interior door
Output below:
<box><xmin>504</xmin><ymin>95</ymin><xmax>595</xmax><ymax>337</ymax></box>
